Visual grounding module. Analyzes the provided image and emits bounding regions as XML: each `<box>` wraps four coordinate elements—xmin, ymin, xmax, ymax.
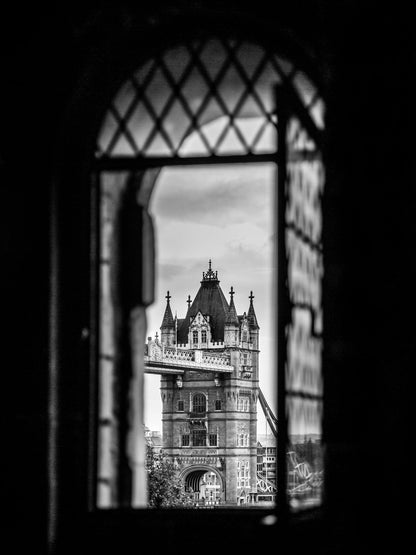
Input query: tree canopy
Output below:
<box><xmin>146</xmin><ymin>447</ymin><xmax>192</xmax><ymax>508</ymax></box>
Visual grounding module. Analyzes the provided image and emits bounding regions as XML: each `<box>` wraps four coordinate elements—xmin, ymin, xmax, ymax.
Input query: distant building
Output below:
<box><xmin>144</xmin><ymin>427</ymin><xmax>163</xmax><ymax>454</ymax></box>
<box><xmin>257</xmin><ymin>434</ymin><xmax>277</xmax><ymax>487</ymax></box>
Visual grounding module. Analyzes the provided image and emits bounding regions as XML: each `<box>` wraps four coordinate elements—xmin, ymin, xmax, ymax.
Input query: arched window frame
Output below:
<box><xmin>94</xmin><ymin>31</ymin><xmax>325</xmax><ymax>512</ymax></box>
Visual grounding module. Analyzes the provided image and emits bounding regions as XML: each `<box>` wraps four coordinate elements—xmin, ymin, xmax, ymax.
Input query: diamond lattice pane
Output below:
<box><xmin>163</xmin><ymin>46</ymin><xmax>192</xmax><ymax>83</ymax></box>
<box><xmin>97</xmin><ymin>38</ymin><xmax>324</xmax><ymax>158</ymax></box>
<box><xmin>127</xmin><ymin>102</ymin><xmax>155</xmax><ymax>153</ymax></box>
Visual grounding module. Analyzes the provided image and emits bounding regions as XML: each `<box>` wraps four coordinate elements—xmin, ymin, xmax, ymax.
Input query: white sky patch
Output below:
<box><xmin>156</xmin><ymin>221</ymin><xmax>270</xmax><ymax>264</ymax></box>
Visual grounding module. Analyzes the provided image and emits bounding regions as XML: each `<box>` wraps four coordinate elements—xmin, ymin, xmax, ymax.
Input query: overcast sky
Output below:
<box><xmin>144</xmin><ymin>162</ymin><xmax>276</xmax><ymax>433</ymax></box>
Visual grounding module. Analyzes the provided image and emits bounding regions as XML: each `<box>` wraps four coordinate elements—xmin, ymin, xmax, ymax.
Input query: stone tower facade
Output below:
<box><xmin>154</xmin><ymin>261</ymin><xmax>260</xmax><ymax>506</ymax></box>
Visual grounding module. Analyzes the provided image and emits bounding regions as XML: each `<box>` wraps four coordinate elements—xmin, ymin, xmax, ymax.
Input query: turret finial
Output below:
<box><xmin>249</xmin><ymin>291</ymin><xmax>254</xmax><ymax>303</ymax></box>
<box><xmin>165</xmin><ymin>290</ymin><xmax>171</xmax><ymax>303</ymax></box>
<box><xmin>229</xmin><ymin>286</ymin><xmax>235</xmax><ymax>300</ymax></box>
<box><xmin>187</xmin><ymin>295</ymin><xmax>192</xmax><ymax>308</ymax></box>
<box><xmin>202</xmin><ymin>259</ymin><xmax>219</xmax><ymax>281</ymax></box>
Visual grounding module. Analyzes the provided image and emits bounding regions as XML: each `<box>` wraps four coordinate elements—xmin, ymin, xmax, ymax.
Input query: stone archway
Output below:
<box><xmin>180</xmin><ymin>466</ymin><xmax>224</xmax><ymax>506</ymax></box>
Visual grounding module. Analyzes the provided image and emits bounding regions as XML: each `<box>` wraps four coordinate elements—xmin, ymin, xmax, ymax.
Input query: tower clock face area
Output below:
<box><xmin>144</xmin><ymin>163</ymin><xmax>276</xmax><ymax>507</ymax></box>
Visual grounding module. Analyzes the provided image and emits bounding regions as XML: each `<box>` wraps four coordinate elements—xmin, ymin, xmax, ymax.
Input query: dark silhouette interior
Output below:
<box><xmin>2</xmin><ymin>2</ymin><xmax>414</xmax><ymax>554</ymax></box>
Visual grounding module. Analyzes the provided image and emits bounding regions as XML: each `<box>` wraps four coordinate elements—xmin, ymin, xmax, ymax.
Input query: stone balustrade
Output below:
<box><xmin>164</xmin><ymin>347</ymin><xmax>194</xmax><ymax>361</ymax></box>
<box><xmin>202</xmin><ymin>353</ymin><xmax>230</xmax><ymax>366</ymax></box>
<box><xmin>144</xmin><ymin>344</ymin><xmax>233</xmax><ymax>373</ymax></box>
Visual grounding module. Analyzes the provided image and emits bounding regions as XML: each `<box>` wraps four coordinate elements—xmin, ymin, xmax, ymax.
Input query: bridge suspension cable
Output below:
<box><xmin>258</xmin><ymin>388</ymin><xmax>277</xmax><ymax>438</ymax></box>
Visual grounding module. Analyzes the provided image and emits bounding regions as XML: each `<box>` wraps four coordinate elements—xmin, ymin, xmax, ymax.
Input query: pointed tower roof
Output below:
<box><xmin>177</xmin><ymin>260</ymin><xmax>230</xmax><ymax>342</ymax></box>
<box><xmin>225</xmin><ymin>286</ymin><xmax>239</xmax><ymax>326</ymax></box>
<box><xmin>160</xmin><ymin>290</ymin><xmax>175</xmax><ymax>329</ymax></box>
<box><xmin>247</xmin><ymin>291</ymin><xmax>260</xmax><ymax>330</ymax></box>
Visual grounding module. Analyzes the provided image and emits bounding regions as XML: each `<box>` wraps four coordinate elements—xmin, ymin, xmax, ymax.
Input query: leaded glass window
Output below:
<box><xmin>277</xmin><ymin>89</ymin><xmax>325</xmax><ymax>512</ymax></box>
<box><xmin>96</xmin><ymin>37</ymin><xmax>322</xmax><ymax>165</ymax></box>
<box><xmin>192</xmin><ymin>393</ymin><xmax>206</xmax><ymax>413</ymax></box>
<box><xmin>192</xmin><ymin>429</ymin><xmax>206</xmax><ymax>447</ymax></box>
<box><xmin>209</xmin><ymin>433</ymin><xmax>218</xmax><ymax>447</ymax></box>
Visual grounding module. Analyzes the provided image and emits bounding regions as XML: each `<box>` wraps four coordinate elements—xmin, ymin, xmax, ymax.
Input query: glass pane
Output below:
<box><xmin>286</xmin><ymin>397</ymin><xmax>324</xmax><ymax>509</ymax></box>
<box><xmin>287</xmin><ymin>308</ymin><xmax>323</xmax><ymax>396</ymax></box>
<box><xmin>284</xmin><ymin>115</ymin><xmax>325</xmax><ymax>511</ymax></box>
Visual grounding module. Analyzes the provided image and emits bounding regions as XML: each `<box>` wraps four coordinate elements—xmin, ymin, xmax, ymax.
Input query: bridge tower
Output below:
<box><xmin>152</xmin><ymin>261</ymin><xmax>260</xmax><ymax>506</ymax></box>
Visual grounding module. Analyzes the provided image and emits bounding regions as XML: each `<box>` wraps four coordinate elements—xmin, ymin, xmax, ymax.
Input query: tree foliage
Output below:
<box><xmin>146</xmin><ymin>447</ymin><xmax>192</xmax><ymax>508</ymax></box>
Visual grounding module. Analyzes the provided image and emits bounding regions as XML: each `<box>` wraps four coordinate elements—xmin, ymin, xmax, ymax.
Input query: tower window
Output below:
<box><xmin>192</xmin><ymin>393</ymin><xmax>206</xmax><ymax>413</ymax></box>
<box><xmin>192</xmin><ymin>330</ymin><xmax>198</xmax><ymax>345</ymax></box>
<box><xmin>178</xmin><ymin>400</ymin><xmax>184</xmax><ymax>412</ymax></box>
<box><xmin>215</xmin><ymin>399</ymin><xmax>222</xmax><ymax>411</ymax></box>
<box><xmin>182</xmin><ymin>434</ymin><xmax>190</xmax><ymax>447</ymax></box>
<box><xmin>192</xmin><ymin>429</ymin><xmax>206</xmax><ymax>446</ymax></box>
<box><xmin>201</xmin><ymin>330</ymin><xmax>207</xmax><ymax>343</ymax></box>
<box><xmin>209</xmin><ymin>433</ymin><xmax>218</xmax><ymax>446</ymax></box>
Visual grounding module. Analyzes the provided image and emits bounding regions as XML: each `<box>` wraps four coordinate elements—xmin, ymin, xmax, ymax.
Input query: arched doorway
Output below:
<box><xmin>181</xmin><ymin>467</ymin><xmax>223</xmax><ymax>506</ymax></box>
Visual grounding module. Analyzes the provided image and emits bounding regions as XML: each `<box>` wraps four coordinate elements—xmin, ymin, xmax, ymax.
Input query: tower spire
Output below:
<box><xmin>247</xmin><ymin>290</ymin><xmax>260</xmax><ymax>329</ymax></box>
<box><xmin>160</xmin><ymin>290</ymin><xmax>174</xmax><ymax>329</ymax></box>
<box><xmin>225</xmin><ymin>286</ymin><xmax>239</xmax><ymax>325</ymax></box>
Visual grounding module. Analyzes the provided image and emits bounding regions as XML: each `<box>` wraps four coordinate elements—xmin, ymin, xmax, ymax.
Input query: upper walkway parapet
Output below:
<box><xmin>144</xmin><ymin>341</ymin><xmax>234</xmax><ymax>375</ymax></box>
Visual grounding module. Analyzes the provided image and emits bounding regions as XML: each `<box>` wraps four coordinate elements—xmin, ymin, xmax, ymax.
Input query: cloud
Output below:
<box><xmin>156</xmin><ymin>262</ymin><xmax>185</xmax><ymax>280</ymax></box>
<box><xmin>150</xmin><ymin>164</ymin><xmax>275</xmax><ymax>228</ymax></box>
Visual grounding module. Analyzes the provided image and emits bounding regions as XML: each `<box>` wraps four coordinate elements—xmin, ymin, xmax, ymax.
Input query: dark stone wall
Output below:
<box><xmin>1</xmin><ymin>2</ymin><xmax>415</xmax><ymax>554</ymax></box>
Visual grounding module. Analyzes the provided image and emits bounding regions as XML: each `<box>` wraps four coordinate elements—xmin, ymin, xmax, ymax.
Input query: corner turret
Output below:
<box><xmin>160</xmin><ymin>291</ymin><xmax>175</xmax><ymax>346</ymax></box>
<box><xmin>224</xmin><ymin>286</ymin><xmax>239</xmax><ymax>347</ymax></box>
<box><xmin>247</xmin><ymin>291</ymin><xmax>259</xmax><ymax>349</ymax></box>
